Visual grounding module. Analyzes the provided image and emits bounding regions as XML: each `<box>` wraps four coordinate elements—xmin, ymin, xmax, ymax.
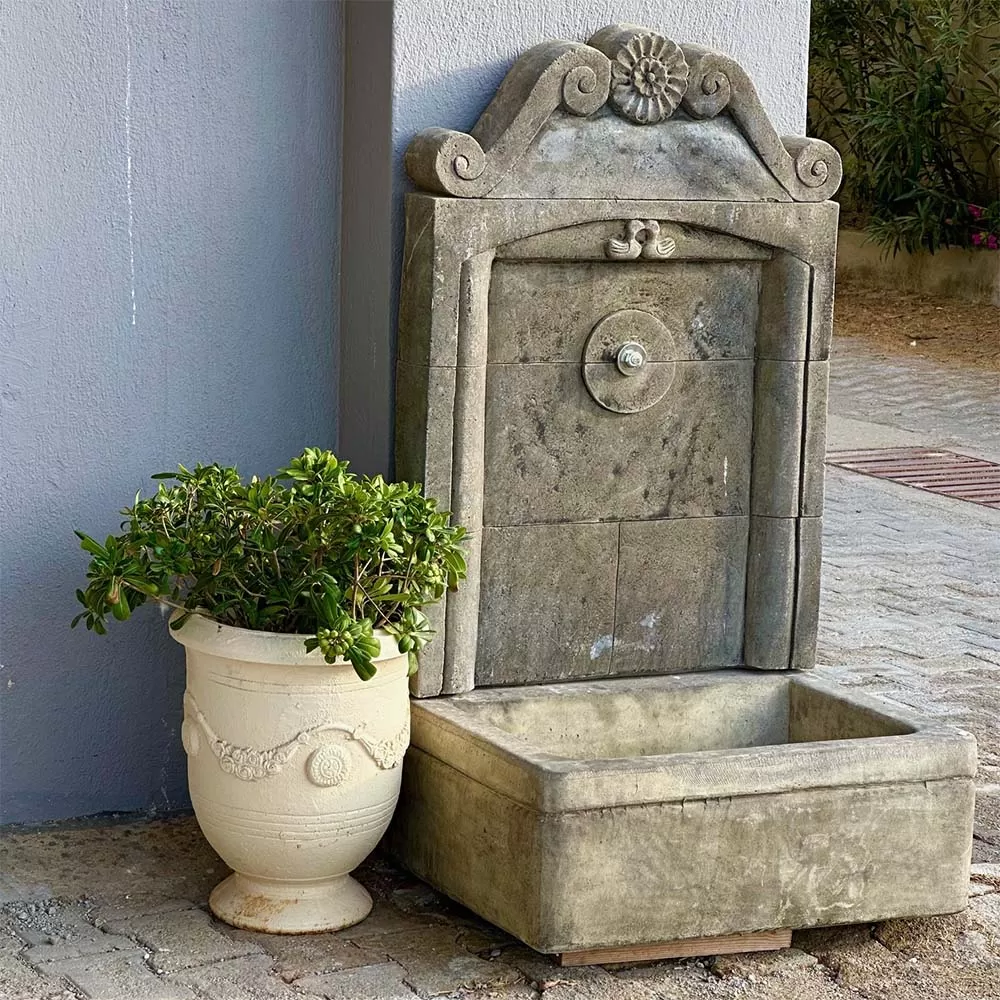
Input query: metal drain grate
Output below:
<box><xmin>826</xmin><ymin>447</ymin><xmax>1000</xmax><ymax>509</ymax></box>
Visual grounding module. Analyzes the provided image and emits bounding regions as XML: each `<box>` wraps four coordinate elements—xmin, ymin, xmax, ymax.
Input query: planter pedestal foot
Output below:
<box><xmin>209</xmin><ymin>872</ymin><xmax>373</xmax><ymax>934</ymax></box>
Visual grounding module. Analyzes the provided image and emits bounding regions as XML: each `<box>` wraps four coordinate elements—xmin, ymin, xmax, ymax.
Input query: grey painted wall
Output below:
<box><xmin>337</xmin><ymin>0</ymin><xmax>811</xmax><ymax>476</ymax></box>
<box><xmin>0</xmin><ymin>1</ymin><xmax>342</xmax><ymax>825</ymax></box>
<box><xmin>0</xmin><ymin>0</ymin><xmax>808</xmax><ymax>826</ymax></box>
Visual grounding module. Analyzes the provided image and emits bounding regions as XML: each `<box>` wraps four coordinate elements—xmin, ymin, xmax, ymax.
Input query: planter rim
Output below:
<box><xmin>169</xmin><ymin>611</ymin><xmax>401</xmax><ymax>667</ymax></box>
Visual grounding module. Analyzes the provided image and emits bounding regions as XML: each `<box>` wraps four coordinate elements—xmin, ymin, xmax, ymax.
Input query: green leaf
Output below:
<box><xmin>74</xmin><ymin>531</ymin><xmax>105</xmax><ymax>556</ymax></box>
<box><xmin>349</xmin><ymin>652</ymin><xmax>377</xmax><ymax>681</ymax></box>
<box><xmin>69</xmin><ymin>447</ymin><xmax>467</xmax><ymax>655</ymax></box>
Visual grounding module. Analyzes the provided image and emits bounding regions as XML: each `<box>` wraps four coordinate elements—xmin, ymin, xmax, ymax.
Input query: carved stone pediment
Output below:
<box><xmin>405</xmin><ymin>23</ymin><xmax>842</xmax><ymax>203</ymax></box>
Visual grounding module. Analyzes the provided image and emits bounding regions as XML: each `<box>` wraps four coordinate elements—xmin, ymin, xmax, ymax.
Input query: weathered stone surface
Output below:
<box><xmin>487</xmin><ymin>260</ymin><xmax>760</xmax><ymax>364</ymax></box>
<box><xmin>387</xmin><ymin>747</ymin><xmax>544</xmax><ymax>949</ymax></box>
<box><xmin>410</xmin><ymin>673</ymin><xmax>975</xmax><ymax>811</ymax></box>
<box><xmin>380</xmin><ymin>19</ymin><xmax>973</xmax><ymax>969</ymax></box>
<box><xmin>809</xmin><ymin>261</ymin><xmax>837</xmax><ymax>360</ymax></box>
<box><xmin>397</xmin><ymin>672</ymin><xmax>975</xmax><ymax>952</ymax></box>
<box><xmin>612</xmin><ymin>516</ymin><xmax>747</xmax><ymax>674</ymax></box>
<box><xmin>475</xmin><ymin>523</ymin><xmax>618</xmax><ymax>685</ymax></box>
<box><xmin>802</xmin><ymin>360</ymin><xmax>830</xmax><ymax>516</ymax></box>
<box><xmin>405</xmin><ymin>26</ymin><xmax>842</xmax><ymax>202</ymax></box>
<box><xmin>397</xmin><ymin>197</ymin><xmax>838</xmax><ymax>368</ymax></box>
<box><xmin>744</xmin><ymin>515</ymin><xmax>796</xmax><ymax>669</ymax></box>
<box><xmin>757</xmin><ymin>252</ymin><xmax>811</xmax><ymax>360</ymax></box>
<box><xmin>482</xmin><ymin>358</ymin><xmax>752</xmax><ymax>526</ymax></box>
<box><xmin>394</xmin><ymin>362</ymin><xmax>456</xmax><ymax>698</ymax></box>
<box><xmin>393</xmin><ymin>363</ymin><xmax>456</xmax><ymax>507</ymax></box>
<box><xmin>750</xmin><ymin>360</ymin><xmax>804</xmax><ymax>517</ymax></box>
<box><xmin>792</xmin><ymin>515</ymin><xmax>824</xmax><ymax>670</ymax></box>
<box><xmin>496</xmin><ymin>219</ymin><xmax>771</xmax><ymax>262</ymax></box>
<box><xmin>488</xmin><ymin>107</ymin><xmax>796</xmax><ymax>202</ymax></box>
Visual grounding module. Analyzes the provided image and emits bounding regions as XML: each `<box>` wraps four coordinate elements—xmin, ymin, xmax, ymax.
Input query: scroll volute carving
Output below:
<box><xmin>405</xmin><ymin>41</ymin><xmax>611</xmax><ymax>198</ymax></box>
<box><xmin>405</xmin><ymin>23</ymin><xmax>843</xmax><ymax>203</ymax></box>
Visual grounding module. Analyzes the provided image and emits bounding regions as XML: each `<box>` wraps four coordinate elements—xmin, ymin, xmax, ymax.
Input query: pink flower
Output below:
<box><xmin>969</xmin><ymin>204</ymin><xmax>984</xmax><ymax>219</ymax></box>
<box><xmin>988</xmin><ymin>235</ymin><xmax>999</xmax><ymax>251</ymax></box>
<box><xmin>972</xmin><ymin>232</ymin><xmax>983</xmax><ymax>245</ymax></box>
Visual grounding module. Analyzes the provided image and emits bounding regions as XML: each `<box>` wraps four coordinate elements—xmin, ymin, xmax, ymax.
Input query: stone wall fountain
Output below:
<box><xmin>389</xmin><ymin>24</ymin><xmax>976</xmax><ymax>963</ymax></box>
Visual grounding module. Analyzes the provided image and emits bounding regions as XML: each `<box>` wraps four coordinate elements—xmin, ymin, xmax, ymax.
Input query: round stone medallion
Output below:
<box><xmin>582</xmin><ymin>309</ymin><xmax>676</xmax><ymax>414</ymax></box>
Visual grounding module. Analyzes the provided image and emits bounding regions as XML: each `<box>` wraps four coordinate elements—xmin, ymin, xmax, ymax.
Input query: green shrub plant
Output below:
<box><xmin>809</xmin><ymin>0</ymin><xmax>999</xmax><ymax>253</ymax></box>
<box><xmin>72</xmin><ymin>448</ymin><xmax>467</xmax><ymax>679</ymax></box>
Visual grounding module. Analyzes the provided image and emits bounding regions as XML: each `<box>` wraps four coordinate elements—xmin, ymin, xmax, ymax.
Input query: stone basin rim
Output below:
<box><xmin>410</xmin><ymin>672</ymin><xmax>977</xmax><ymax>813</ymax></box>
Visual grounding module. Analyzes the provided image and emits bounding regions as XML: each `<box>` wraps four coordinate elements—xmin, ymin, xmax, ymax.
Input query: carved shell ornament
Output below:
<box><xmin>606</xmin><ymin>219</ymin><xmax>677</xmax><ymax>260</ymax></box>
<box><xmin>610</xmin><ymin>32</ymin><xmax>689</xmax><ymax>124</ymax></box>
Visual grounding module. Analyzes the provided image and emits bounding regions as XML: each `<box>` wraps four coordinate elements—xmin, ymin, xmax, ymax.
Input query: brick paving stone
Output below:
<box><xmin>99</xmin><ymin>906</ymin><xmax>262</xmax><ymax>973</ymax></box>
<box><xmin>24</xmin><ymin>931</ymin><xmax>137</xmax><ymax>967</ymax></box>
<box><xmin>335</xmin><ymin>901</ymin><xmax>434</xmax><ymax>941</ymax></box>
<box><xmin>500</xmin><ymin>945</ymin><xmax>615</xmax><ymax>989</ymax></box>
<box><xmin>830</xmin><ymin>336</ymin><xmax>1000</xmax><ymax>462</ymax></box>
<box><xmin>711</xmin><ymin>947</ymin><xmax>819</xmax><ymax>978</ymax></box>
<box><xmin>817</xmin><ymin>466</ymin><xmax>1000</xmax><ymax>774</ymax></box>
<box><xmin>218</xmin><ymin>925</ymin><xmax>391</xmax><ymax>982</ymax></box>
<box><xmin>389</xmin><ymin>884</ymin><xmax>514</xmax><ymax>944</ymax></box>
<box><xmin>378</xmin><ymin>925</ymin><xmax>525</xmax><ymax>997</ymax></box>
<box><xmin>0</xmin><ymin>952</ymin><xmax>75</xmax><ymax>1000</ymax></box>
<box><xmin>293</xmin><ymin>961</ymin><xmax>417</xmax><ymax>999</ymax></box>
<box><xmin>170</xmin><ymin>955</ymin><xmax>299</xmax><ymax>1000</ymax></box>
<box><xmin>40</xmin><ymin>950</ymin><xmax>197</xmax><ymax>1000</ymax></box>
<box><xmin>3</xmin><ymin>899</ymin><xmax>134</xmax><ymax>966</ymax></box>
<box><xmin>456</xmin><ymin>988</ymin><xmax>538</xmax><ymax>1000</ymax></box>
<box><xmin>0</xmin><ymin>874</ymin><xmax>52</xmax><ymax>906</ymax></box>
<box><xmin>89</xmin><ymin>895</ymin><xmax>200</xmax><ymax>926</ymax></box>
<box><xmin>968</xmin><ymin>893</ymin><xmax>1000</xmax><ymax>934</ymax></box>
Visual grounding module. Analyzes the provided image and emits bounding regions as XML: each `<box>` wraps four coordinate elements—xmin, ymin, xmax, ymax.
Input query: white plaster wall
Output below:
<box><xmin>1</xmin><ymin>1</ymin><xmax>342</xmax><ymax>825</ymax></box>
<box><xmin>392</xmin><ymin>0</ymin><xmax>810</xmax><ymax>160</ymax></box>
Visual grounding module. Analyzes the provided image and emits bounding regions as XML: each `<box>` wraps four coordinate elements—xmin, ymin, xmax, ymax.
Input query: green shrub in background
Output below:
<box><xmin>809</xmin><ymin>0</ymin><xmax>999</xmax><ymax>254</ymax></box>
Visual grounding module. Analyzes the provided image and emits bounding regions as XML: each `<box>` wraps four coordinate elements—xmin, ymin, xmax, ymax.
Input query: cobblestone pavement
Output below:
<box><xmin>2</xmin><ymin>335</ymin><xmax>1000</xmax><ymax>1000</ymax></box>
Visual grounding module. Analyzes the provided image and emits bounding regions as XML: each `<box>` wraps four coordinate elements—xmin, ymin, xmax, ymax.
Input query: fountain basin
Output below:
<box><xmin>390</xmin><ymin>671</ymin><xmax>975</xmax><ymax>953</ymax></box>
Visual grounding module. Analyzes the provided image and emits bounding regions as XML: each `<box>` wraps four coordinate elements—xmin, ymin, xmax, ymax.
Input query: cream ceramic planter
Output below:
<box><xmin>171</xmin><ymin>614</ymin><xmax>410</xmax><ymax>933</ymax></box>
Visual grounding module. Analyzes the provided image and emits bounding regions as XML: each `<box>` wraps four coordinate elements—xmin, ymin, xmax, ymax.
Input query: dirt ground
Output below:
<box><xmin>834</xmin><ymin>281</ymin><xmax>1000</xmax><ymax>372</ymax></box>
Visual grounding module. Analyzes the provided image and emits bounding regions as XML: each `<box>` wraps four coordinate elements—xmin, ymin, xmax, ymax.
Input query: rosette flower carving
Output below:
<box><xmin>609</xmin><ymin>32</ymin><xmax>689</xmax><ymax>124</ymax></box>
<box><xmin>306</xmin><ymin>745</ymin><xmax>352</xmax><ymax>788</ymax></box>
